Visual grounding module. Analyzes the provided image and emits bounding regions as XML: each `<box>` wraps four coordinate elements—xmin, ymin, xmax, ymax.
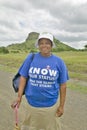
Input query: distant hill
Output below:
<box><xmin>7</xmin><ymin>32</ymin><xmax>75</xmax><ymax>53</ymax></box>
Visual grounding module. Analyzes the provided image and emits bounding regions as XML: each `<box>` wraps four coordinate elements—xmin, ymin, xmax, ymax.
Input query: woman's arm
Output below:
<box><xmin>11</xmin><ymin>76</ymin><xmax>27</xmax><ymax>108</ymax></box>
<box><xmin>56</xmin><ymin>83</ymin><xmax>67</xmax><ymax>117</ymax></box>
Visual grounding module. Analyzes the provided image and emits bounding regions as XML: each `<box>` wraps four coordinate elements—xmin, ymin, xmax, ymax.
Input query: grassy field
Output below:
<box><xmin>55</xmin><ymin>51</ymin><xmax>87</xmax><ymax>82</ymax></box>
<box><xmin>0</xmin><ymin>51</ymin><xmax>87</xmax><ymax>93</ymax></box>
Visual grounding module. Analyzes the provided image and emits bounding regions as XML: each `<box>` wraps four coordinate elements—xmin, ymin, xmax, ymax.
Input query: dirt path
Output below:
<box><xmin>0</xmin><ymin>70</ymin><xmax>87</xmax><ymax>130</ymax></box>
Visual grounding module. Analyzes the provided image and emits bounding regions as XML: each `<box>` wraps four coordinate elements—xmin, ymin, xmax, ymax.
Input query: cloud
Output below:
<box><xmin>0</xmin><ymin>0</ymin><xmax>87</xmax><ymax>49</ymax></box>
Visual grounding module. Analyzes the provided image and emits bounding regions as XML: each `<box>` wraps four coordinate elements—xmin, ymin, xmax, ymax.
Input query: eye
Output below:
<box><xmin>46</xmin><ymin>42</ymin><xmax>51</xmax><ymax>45</ymax></box>
<box><xmin>38</xmin><ymin>42</ymin><xmax>43</xmax><ymax>45</ymax></box>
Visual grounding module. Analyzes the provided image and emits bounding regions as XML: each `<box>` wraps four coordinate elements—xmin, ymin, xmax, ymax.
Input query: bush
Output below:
<box><xmin>0</xmin><ymin>47</ymin><xmax>9</xmax><ymax>54</ymax></box>
<box><xmin>10</xmin><ymin>50</ymin><xmax>20</xmax><ymax>53</ymax></box>
<box><xmin>29</xmin><ymin>49</ymin><xmax>37</xmax><ymax>53</ymax></box>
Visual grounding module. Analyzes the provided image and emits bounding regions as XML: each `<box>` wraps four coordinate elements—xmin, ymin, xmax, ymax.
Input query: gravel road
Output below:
<box><xmin>0</xmin><ymin>70</ymin><xmax>87</xmax><ymax>130</ymax></box>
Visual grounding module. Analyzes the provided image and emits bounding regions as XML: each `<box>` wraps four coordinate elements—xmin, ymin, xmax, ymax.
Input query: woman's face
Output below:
<box><xmin>38</xmin><ymin>38</ymin><xmax>52</xmax><ymax>56</ymax></box>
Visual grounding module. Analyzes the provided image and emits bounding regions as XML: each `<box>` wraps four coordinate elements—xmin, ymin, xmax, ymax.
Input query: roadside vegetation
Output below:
<box><xmin>0</xmin><ymin>47</ymin><xmax>9</xmax><ymax>54</ymax></box>
<box><xmin>0</xmin><ymin>51</ymin><xmax>87</xmax><ymax>93</ymax></box>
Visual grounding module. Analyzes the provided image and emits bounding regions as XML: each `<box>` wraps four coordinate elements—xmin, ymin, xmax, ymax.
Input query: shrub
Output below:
<box><xmin>10</xmin><ymin>50</ymin><xmax>20</xmax><ymax>53</ymax></box>
<box><xmin>29</xmin><ymin>49</ymin><xmax>37</xmax><ymax>53</ymax></box>
<box><xmin>0</xmin><ymin>47</ymin><xmax>9</xmax><ymax>54</ymax></box>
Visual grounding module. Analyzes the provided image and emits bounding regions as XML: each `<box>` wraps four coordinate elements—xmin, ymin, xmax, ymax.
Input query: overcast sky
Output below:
<box><xmin>0</xmin><ymin>0</ymin><xmax>87</xmax><ymax>49</ymax></box>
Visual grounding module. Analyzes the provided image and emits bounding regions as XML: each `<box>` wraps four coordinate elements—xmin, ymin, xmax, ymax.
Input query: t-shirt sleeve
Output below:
<box><xmin>57</xmin><ymin>60</ymin><xmax>69</xmax><ymax>84</ymax></box>
<box><xmin>19</xmin><ymin>53</ymin><xmax>33</xmax><ymax>78</ymax></box>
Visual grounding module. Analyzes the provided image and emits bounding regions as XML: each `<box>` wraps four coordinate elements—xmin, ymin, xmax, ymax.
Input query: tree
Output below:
<box><xmin>84</xmin><ymin>45</ymin><xmax>87</xmax><ymax>49</ymax></box>
<box><xmin>0</xmin><ymin>47</ymin><xmax>9</xmax><ymax>54</ymax></box>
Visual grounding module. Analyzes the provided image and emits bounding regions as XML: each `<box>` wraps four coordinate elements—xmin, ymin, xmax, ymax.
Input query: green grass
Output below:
<box><xmin>0</xmin><ymin>53</ymin><xmax>28</xmax><ymax>72</ymax></box>
<box><xmin>67</xmin><ymin>82</ymin><xmax>87</xmax><ymax>94</ymax></box>
<box><xmin>55</xmin><ymin>51</ymin><xmax>87</xmax><ymax>82</ymax></box>
<box><xmin>0</xmin><ymin>51</ymin><xmax>87</xmax><ymax>93</ymax></box>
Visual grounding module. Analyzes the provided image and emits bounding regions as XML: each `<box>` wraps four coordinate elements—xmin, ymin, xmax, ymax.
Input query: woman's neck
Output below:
<box><xmin>40</xmin><ymin>52</ymin><xmax>52</xmax><ymax>57</ymax></box>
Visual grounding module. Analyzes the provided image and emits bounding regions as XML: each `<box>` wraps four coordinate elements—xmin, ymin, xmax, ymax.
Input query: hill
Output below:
<box><xmin>6</xmin><ymin>32</ymin><xmax>75</xmax><ymax>53</ymax></box>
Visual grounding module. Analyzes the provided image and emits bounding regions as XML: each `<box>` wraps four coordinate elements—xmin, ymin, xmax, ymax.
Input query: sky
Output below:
<box><xmin>0</xmin><ymin>0</ymin><xmax>87</xmax><ymax>49</ymax></box>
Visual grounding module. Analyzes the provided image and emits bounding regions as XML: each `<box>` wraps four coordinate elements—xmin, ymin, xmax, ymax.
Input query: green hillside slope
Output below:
<box><xmin>7</xmin><ymin>32</ymin><xmax>75</xmax><ymax>52</ymax></box>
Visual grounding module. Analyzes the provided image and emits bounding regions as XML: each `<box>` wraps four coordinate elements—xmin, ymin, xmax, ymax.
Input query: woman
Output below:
<box><xmin>11</xmin><ymin>32</ymin><xmax>69</xmax><ymax>130</ymax></box>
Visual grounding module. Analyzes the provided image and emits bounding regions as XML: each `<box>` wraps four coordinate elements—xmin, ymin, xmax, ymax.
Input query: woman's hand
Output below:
<box><xmin>11</xmin><ymin>97</ymin><xmax>22</xmax><ymax>109</ymax></box>
<box><xmin>11</xmin><ymin>76</ymin><xmax>26</xmax><ymax>109</ymax></box>
<box><xmin>56</xmin><ymin>105</ymin><xmax>64</xmax><ymax>117</ymax></box>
